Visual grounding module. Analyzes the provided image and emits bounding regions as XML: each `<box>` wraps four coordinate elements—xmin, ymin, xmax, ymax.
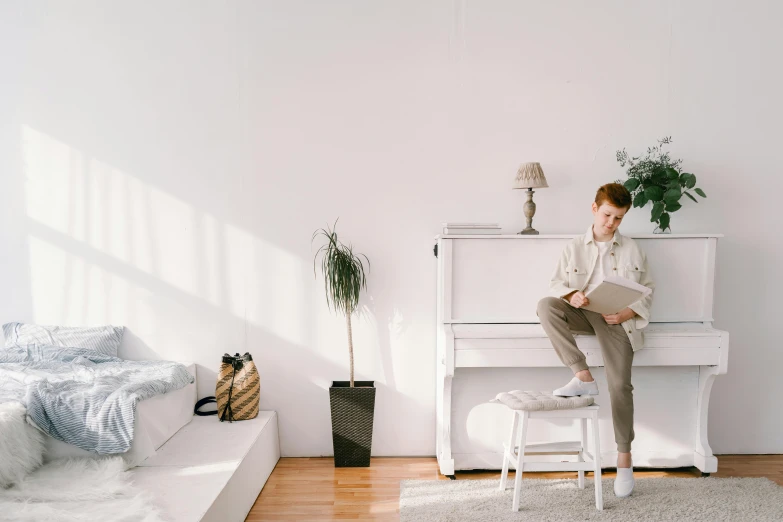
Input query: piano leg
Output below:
<box><xmin>436</xmin><ymin>369</ymin><xmax>455</xmax><ymax>476</ymax></box>
<box><xmin>437</xmin><ymin>324</ymin><xmax>456</xmax><ymax>477</ymax></box>
<box><xmin>694</xmin><ymin>365</ymin><xmax>720</xmax><ymax>474</ymax></box>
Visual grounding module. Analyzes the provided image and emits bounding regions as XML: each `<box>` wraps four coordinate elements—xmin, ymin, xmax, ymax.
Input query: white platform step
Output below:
<box><xmin>131</xmin><ymin>412</ymin><xmax>280</xmax><ymax>522</ymax></box>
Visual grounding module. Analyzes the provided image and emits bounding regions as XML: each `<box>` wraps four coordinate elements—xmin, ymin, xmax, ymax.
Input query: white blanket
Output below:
<box><xmin>0</xmin><ymin>402</ymin><xmax>45</xmax><ymax>488</ymax></box>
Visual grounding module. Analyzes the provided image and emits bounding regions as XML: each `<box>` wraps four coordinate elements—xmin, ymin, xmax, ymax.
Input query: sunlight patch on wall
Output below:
<box><xmin>21</xmin><ymin>125</ymin><xmax>311</xmax><ymax>348</ymax></box>
<box><xmin>26</xmin><ymin>235</ymin><xmax>145</xmax><ymax>327</ymax></box>
<box><xmin>21</xmin><ymin>126</ymin><xmax>248</xmax><ymax>313</ymax></box>
<box><xmin>239</xmin><ymin>225</ymin><xmax>308</xmax><ymax>347</ymax></box>
<box><xmin>23</xmin><ymin>126</ymin><xmax>89</xmax><ymax>243</ymax></box>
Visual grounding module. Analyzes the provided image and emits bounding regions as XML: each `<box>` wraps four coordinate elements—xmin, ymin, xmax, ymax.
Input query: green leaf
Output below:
<box><xmin>651</xmin><ymin>168</ymin><xmax>668</xmax><ymax>184</ymax></box>
<box><xmin>312</xmin><ymin>220</ymin><xmax>370</xmax><ymax>317</ymax></box>
<box><xmin>663</xmin><ymin>187</ymin><xmax>682</xmax><ymax>205</ymax></box>
<box><xmin>684</xmin><ymin>173</ymin><xmax>697</xmax><ymax>189</ymax></box>
<box><xmin>666</xmin><ymin>202</ymin><xmax>682</xmax><ymax>212</ymax></box>
<box><xmin>665</xmin><ymin>167</ymin><xmax>680</xmax><ymax>180</ymax></box>
<box><xmin>650</xmin><ymin>201</ymin><xmax>665</xmax><ymax>222</ymax></box>
<box><xmin>659</xmin><ymin>212</ymin><xmax>671</xmax><ymax>231</ymax></box>
<box><xmin>624</xmin><ymin>178</ymin><xmax>640</xmax><ymax>191</ymax></box>
<box><xmin>684</xmin><ymin>191</ymin><xmax>698</xmax><ymax>203</ymax></box>
<box><xmin>633</xmin><ymin>192</ymin><xmax>648</xmax><ymax>208</ymax></box>
<box><xmin>694</xmin><ymin>188</ymin><xmax>707</xmax><ymax>198</ymax></box>
<box><xmin>644</xmin><ymin>185</ymin><xmax>665</xmax><ymax>202</ymax></box>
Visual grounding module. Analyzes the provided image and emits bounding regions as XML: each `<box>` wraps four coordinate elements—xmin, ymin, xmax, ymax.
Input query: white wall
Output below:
<box><xmin>1</xmin><ymin>0</ymin><xmax>781</xmax><ymax>457</ymax></box>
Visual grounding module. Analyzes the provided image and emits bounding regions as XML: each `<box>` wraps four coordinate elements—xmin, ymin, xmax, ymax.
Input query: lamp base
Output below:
<box><xmin>519</xmin><ymin>188</ymin><xmax>540</xmax><ymax>235</ymax></box>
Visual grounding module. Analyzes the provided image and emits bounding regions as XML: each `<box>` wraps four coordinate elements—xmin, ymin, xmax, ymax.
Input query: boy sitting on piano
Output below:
<box><xmin>537</xmin><ymin>182</ymin><xmax>655</xmax><ymax>498</ymax></box>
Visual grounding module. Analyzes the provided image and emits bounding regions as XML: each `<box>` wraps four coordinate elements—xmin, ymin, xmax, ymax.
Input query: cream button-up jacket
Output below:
<box><xmin>548</xmin><ymin>225</ymin><xmax>655</xmax><ymax>352</ymax></box>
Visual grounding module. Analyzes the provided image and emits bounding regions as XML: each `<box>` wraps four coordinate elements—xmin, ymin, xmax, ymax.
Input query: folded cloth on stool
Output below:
<box><xmin>491</xmin><ymin>390</ymin><xmax>594</xmax><ymax>411</ymax></box>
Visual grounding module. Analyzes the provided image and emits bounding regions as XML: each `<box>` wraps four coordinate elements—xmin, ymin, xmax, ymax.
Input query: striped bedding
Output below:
<box><xmin>0</xmin><ymin>345</ymin><xmax>194</xmax><ymax>454</ymax></box>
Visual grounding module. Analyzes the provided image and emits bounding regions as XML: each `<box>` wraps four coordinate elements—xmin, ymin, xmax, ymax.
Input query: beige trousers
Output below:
<box><xmin>537</xmin><ymin>297</ymin><xmax>635</xmax><ymax>453</ymax></box>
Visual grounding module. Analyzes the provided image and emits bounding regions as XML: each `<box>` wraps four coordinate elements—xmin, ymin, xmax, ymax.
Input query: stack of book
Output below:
<box><xmin>441</xmin><ymin>222</ymin><xmax>501</xmax><ymax>235</ymax></box>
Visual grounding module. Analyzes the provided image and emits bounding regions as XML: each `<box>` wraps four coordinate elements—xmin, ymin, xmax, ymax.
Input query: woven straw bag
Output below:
<box><xmin>194</xmin><ymin>352</ymin><xmax>260</xmax><ymax>422</ymax></box>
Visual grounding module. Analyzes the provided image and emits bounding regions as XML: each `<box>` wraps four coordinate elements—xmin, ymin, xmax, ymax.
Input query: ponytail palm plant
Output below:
<box><xmin>312</xmin><ymin>220</ymin><xmax>370</xmax><ymax>388</ymax></box>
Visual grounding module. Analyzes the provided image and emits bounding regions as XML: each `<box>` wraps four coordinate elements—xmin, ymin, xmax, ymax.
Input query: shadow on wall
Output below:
<box><xmin>9</xmin><ymin>124</ymin><xmax>428</xmax><ymax>457</ymax></box>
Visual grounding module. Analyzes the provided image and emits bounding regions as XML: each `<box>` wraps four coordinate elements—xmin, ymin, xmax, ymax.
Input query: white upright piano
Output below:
<box><xmin>435</xmin><ymin>233</ymin><xmax>728</xmax><ymax>477</ymax></box>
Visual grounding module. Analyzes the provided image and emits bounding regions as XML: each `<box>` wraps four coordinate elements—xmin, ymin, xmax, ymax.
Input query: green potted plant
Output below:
<box><xmin>312</xmin><ymin>220</ymin><xmax>374</xmax><ymax>467</ymax></box>
<box><xmin>615</xmin><ymin>137</ymin><xmax>707</xmax><ymax>233</ymax></box>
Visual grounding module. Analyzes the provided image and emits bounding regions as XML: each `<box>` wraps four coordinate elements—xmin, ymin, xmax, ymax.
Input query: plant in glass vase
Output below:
<box><xmin>615</xmin><ymin>137</ymin><xmax>707</xmax><ymax>233</ymax></box>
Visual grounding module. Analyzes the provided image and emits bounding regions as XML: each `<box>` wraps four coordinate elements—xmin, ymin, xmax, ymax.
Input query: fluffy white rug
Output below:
<box><xmin>0</xmin><ymin>402</ymin><xmax>45</xmax><ymax>488</ymax></box>
<box><xmin>401</xmin><ymin>477</ymin><xmax>783</xmax><ymax>521</ymax></box>
<box><xmin>0</xmin><ymin>457</ymin><xmax>165</xmax><ymax>522</ymax></box>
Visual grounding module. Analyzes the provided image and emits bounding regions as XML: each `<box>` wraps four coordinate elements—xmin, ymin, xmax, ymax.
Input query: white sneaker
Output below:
<box><xmin>614</xmin><ymin>466</ymin><xmax>635</xmax><ymax>497</ymax></box>
<box><xmin>553</xmin><ymin>377</ymin><xmax>599</xmax><ymax>397</ymax></box>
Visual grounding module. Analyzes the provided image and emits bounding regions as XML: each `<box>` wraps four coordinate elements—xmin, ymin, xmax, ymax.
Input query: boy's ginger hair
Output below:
<box><xmin>595</xmin><ymin>183</ymin><xmax>632</xmax><ymax>210</ymax></box>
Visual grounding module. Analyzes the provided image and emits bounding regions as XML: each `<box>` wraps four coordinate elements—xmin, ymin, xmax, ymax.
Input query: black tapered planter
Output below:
<box><xmin>329</xmin><ymin>381</ymin><xmax>376</xmax><ymax>467</ymax></box>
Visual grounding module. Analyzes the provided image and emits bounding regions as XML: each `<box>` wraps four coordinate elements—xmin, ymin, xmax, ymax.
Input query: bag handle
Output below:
<box><xmin>220</xmin><ymin>363</ymin><xmax>239</xmax><ymax>423</ymax></box>
<box><xmin>194</xmin><ymin>396</ymin><xmax>218</xmax><ymax>416</ymax></box>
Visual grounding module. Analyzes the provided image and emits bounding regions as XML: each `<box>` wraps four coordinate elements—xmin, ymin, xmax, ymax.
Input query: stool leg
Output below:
<box><xmin>512</xmin><ymin>411</ymin><xmax>528</xmax><ymax>512</ymax></box>
<box><xmin>578</xmin><ymin>418</ymin><xmax>587</xmax><ymax>489</ymax></box>
<box><xmin>499</xmin><ymin>410</ymin><xmax>519</xmax><ymax>491</ymax></box>
<box><xmin>592</xmin><ymin>411</ymin><xmax>603</xmax><ymax>511</ymax></box>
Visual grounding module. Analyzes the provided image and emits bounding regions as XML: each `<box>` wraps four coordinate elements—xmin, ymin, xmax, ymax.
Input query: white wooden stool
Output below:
<box><xmin>492</xmin><ymin>390</ymin><xmax>603</xmax><ymax>511</ymax></box>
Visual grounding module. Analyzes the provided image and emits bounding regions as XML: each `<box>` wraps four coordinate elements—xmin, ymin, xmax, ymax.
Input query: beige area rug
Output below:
<box><xmin>400</xmin><ymin>477</ymin><xmax>783</xmax><ymax>521</ymax></box>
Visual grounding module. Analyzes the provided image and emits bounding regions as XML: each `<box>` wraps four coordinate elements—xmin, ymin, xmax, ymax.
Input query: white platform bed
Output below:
<box><xmin>43</xmin><ymin>361</ymin><xmax>280</xmax><ymax>521</ymax></box>
<box><xmin>124</xmin><ymin>364</ymin><xmax>280</xmax><ymax>522</ymax></box>
<box><xmin>132</xmin><ymin>412</ymin><xmax>280</xmax><ymax>522</ymax></box>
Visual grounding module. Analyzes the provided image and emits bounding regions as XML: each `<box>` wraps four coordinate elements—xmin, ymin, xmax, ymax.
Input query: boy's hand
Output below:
<box><xmin>602</xmin><ymin>308</ymin><xmax>637</xmax><ymax>324</ymax></box>
<box><xmin>568</xmin><ymin>291</ymin><xmax>589</xmax><ymax>308</ymax></box>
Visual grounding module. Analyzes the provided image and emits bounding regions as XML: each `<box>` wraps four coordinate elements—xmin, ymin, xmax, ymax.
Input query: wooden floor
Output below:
<box><xmin>246</xmin><ymin>455</ymin><xmax>783</xmax><ymax>521</ymax></box>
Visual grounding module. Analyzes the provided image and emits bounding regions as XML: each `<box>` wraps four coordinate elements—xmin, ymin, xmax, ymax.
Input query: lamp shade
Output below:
<box><xmin>513</xmin><ymin>162</ymin><xmax>549</xmax><ymax>189</ymax></box>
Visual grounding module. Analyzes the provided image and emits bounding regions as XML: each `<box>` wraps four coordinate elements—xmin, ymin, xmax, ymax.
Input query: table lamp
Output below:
<box><xmin>513</xmin><ymin>162</ymin><xmax>548</xmax><ymax>235</ymax></box>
